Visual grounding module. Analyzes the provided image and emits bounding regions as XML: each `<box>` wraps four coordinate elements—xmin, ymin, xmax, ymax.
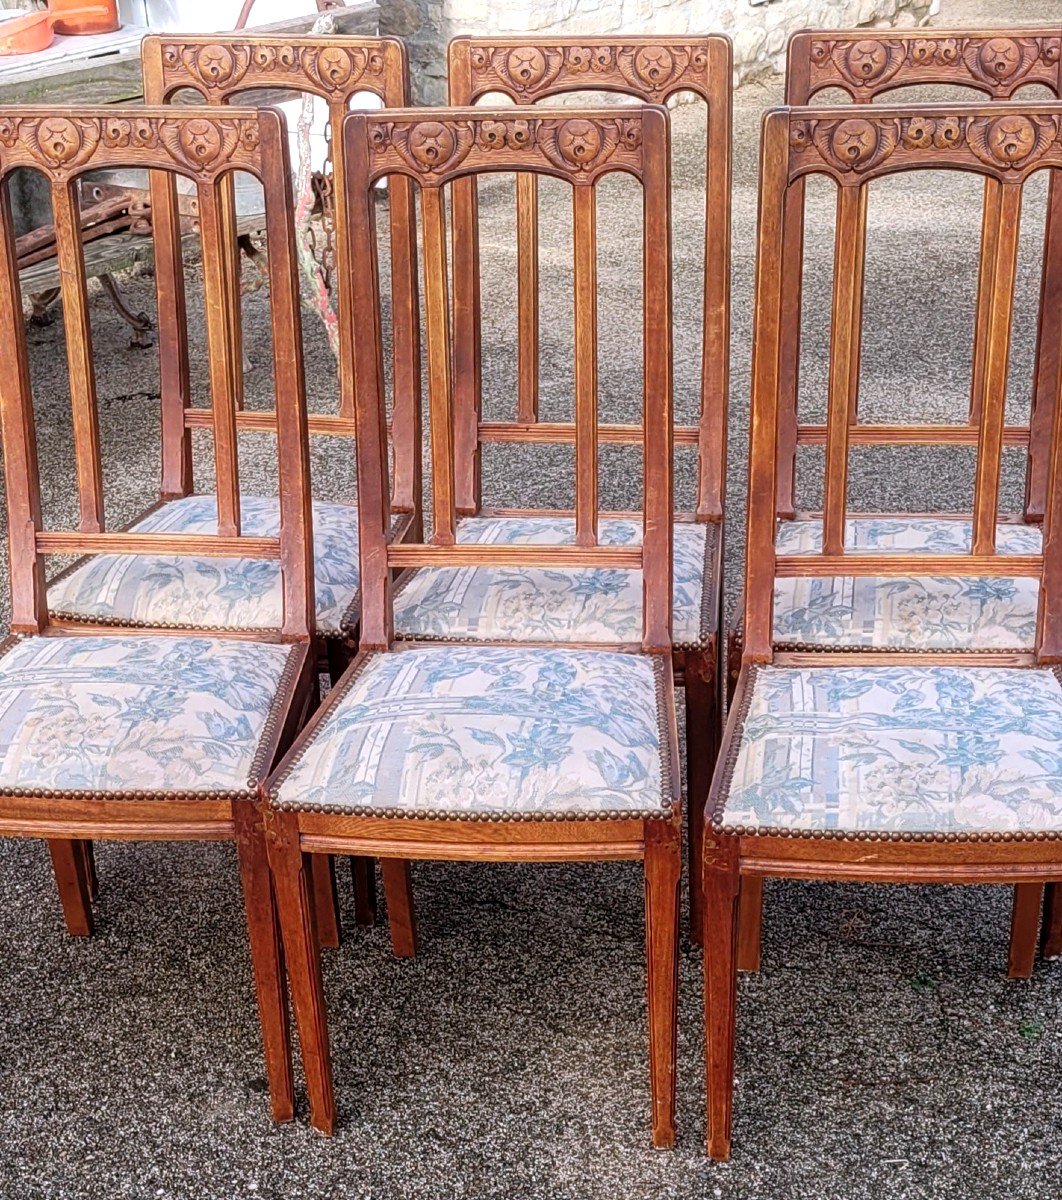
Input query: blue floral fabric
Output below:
<box><xmin>772</xmin><ymin>518</ymin><xmax>1042</xmax><ymax>651</ymax></box>
<box><xmin>721</xmin><ymin>666</ymin><xmax>1062</xmax><ymax>834</ymax></box>
<box><xmin>393</xmin><ymin>516</ymin><xmax>713</xmax><ymax>647</ymax></box>
<box><xmin>48</xmin><ymin>495</ymin><xmax>361</xmax><ymax>634</ymax></box>
<box><xmin>272</xmin><ymin>646</ymin><xmax>670</xmax><ymax>819</ymax></box>
<box><xmin>0</xmin><ymin>634</ymin><xmax>292</xmax><ymax>794</ymax></box>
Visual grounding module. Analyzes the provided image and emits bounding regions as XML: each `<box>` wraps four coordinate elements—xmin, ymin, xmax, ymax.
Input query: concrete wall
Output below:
<box><xmin>382</xmin><ymin>0</ymin><xmax>937</xmax><ymax>102</ymax></box>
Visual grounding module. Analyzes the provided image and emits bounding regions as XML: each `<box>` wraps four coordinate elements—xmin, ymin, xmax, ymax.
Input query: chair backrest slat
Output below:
<box><xmin>821</xmin><ymin>183</ymin><xmax>866</xmax><ymax>555</ymax></box>
<box><xmin>196</xmin><ymin>174</ymin><xmax>243</xmax><ymax>538</ymax></box>
<box><xmin>150</xmin><ymin>166</ymin><xmax>192</xmax><ymax>498</ymax></box>
<box><xmin>516</xmin><ymin>171</ymin><xmax>539</xmax><ymax>423</ymax></box>
<box><xmin>448</xmin><ymin>35</ymin><xmax>728</xmax><ymax>522</ymax></box>
<box><xmin>0</xmin><ymin>106</ymin><xmax>314</xmax><ymax>640</ymax></box>
<box><xmin>572</xmin><ymin>183</ymin><xmax>598</xmax><ymax>547</ymax></box>
<box><xmin>344</xmin><ymin>104</ymin><xmax>673</xmax><ymax>652</ymax></box>
<box><xmin>971</xmin><ymin>181</ymin><xmax>1022</xmax><ymax>556</ymax></box>
<box><xmin>141</xmin><ymin>34</ymin><xmax>422</xmax><ymax>514</ymax></box>
<box><xmin>745</xmin><ymin>102</ymin><xmax>1062</xmax><ymax>665</ymax></box>
<box><xmin>51</xmin><ymin>177</ymin><xmax>104</xmax><ymax>534</ymax></box>
<box><xmin>421</xmin><ymin>184</ymin><xmax>458</xmax><ymax>547</ymax></box>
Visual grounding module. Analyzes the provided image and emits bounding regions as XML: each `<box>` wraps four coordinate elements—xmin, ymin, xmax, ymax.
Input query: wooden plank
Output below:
<box><xmin>37</xmin><ymin>532</ymin><xmax>280</xmax><ymax>557</ymax></box>
<box><xmin>387</xmin><ymin>544</ymin><xmax>642</xmax><ymax>569</ymax></box>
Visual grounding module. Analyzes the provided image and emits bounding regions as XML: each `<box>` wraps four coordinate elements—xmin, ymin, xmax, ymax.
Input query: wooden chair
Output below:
<box><xmin>42</xmin><ymin>34</ymin><xmax>420</xmax><ymax>669</ymax></box>
<box><xmin>42</xmin><ymin>34</ymin><xmax>422</xmax><ymax>943</ymax></box>
<box><xmin>777</xmin><ymin>28</ymin><xmax>1062</xmax><ymax>525</ymax></box>
<box><xmin>0</xmin><ymin>105</ymin><xmax>317</xmax><ymax>1121</ymax></box>
<box><xmin>726</xmin><ymin>26</ymin><xmax>1062</xmax><ymax>970</ymax></box>
<box><xmin>704</xmin><ymin>101</ymin><xmax>1062</xmax><ymax>1160</ymax></box>
<box><xmin>380</xmin><ymin>35</ymin><xmax>727</xmax><ymax>941</ymax></box>
<box><xmin>263</xmin><ymin>104</ymin><xmax>682</xmax><ymax>1146</ymax></box>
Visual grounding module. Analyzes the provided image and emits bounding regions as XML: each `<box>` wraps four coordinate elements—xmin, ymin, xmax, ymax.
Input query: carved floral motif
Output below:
<box><xmin>159</xmin><ymin>40</ymin><xmax>386</xmax><ymax>96</ymax></box>
<box><xmin>467</xmin><ymin>41</ymin><xmax>710</xmax><ymax>99</ymax></box>
<box><xmin>367</xmin><ymin>115</ymin><xmax>642</xmax><ymax>181</ymax></box>
<box><xmin>0</xmin><ymin>114</ymin><xmax>259</xmax><ymax>175</ymax></box>
<box><xmin>808</xmin><ymin>34</ymin><xmax>1062</xmax><ymax>95</ymax></box>
<box><xmin>789</xmin><ymin>112</ymin><xmax>1062</xmax><ymax>175</ymax></box>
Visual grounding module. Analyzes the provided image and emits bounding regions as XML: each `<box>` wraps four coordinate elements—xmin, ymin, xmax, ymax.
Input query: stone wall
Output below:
<box><xmin>381</xmin><ymin>0</ymin><xmax>937</xmax><ymax>103</ymax></box>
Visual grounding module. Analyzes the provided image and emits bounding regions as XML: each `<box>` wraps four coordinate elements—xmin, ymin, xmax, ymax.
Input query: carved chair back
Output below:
<box><xmin>343</xmin><ymin>106</ymin><xmax>674</xmax><ymax>653</ymax></box>
<box><xmin>743</xmin><ymin>103</ymin><xmax>1062</xmax><ymax>666</ymax></box>
<box><xmin>140</xmin><ymin>35</ymin><xmax>421</xmax><ymax>515</ymax></box>
<box><xmin>0</xmin><ymin>107</ymin><xmax>315</xmax><ymax>641</ymax></box>
<box><xmin>446</xmin><ymin>36</ymin><xmax>729</xmax><ymax>521</ymax></box>
<box><xmin>778</xmin><ymin>29</ymin><xmax>1062</xmax><ymax>521</ymax></box>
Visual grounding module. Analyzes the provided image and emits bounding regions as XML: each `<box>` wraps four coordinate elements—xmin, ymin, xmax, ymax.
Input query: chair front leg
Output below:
<box><xmin>644</xmin><ymin>819</ymin><xmax>681</xmax><ymax>1149</ymax></box>
<box><xmin>703</xmin><ymin>836</ymin><xmax>740</xmax><ymax>1161</ymax></box>
<box><xmin>48</xmin><ymin>839</ymin><xmax>94</xmax><ymax>937</ymax></box>
<box><xmin>266</xmin><ymin>810</ymin><xmax>336</xmax><ymax>1134</ymax></box>
<box><xmin>234</xmin><ymin>800</ymin><xmax>294</xmax><ymax>1122</ymax></box>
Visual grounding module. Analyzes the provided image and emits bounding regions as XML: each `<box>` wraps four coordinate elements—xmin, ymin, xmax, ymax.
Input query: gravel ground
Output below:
<box><xmin>3</xmin><ymin>2</ymin><xmax>1062</xmax><ymax>1197</ymax></box>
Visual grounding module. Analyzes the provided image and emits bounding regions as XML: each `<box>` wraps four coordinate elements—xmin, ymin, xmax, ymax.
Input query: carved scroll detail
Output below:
<box><xmin>808</xmin><ymin>34</ymin><xmax>1062</xmax><ymax>95</ymax></box>
<box><xmin>0</xmin><ymin>114</ymin><xmax>260</xmax><ymax>176</ymax></box>
<box><xmin>160</xmin><ymin>40</ymin><xmax>386</xmax><ymax>96</ymax></box>
<box><xmin>467</xmin><ymin>41</ymin><xmax>710</xmax><ymax>100</ymax></box>
<box><xmin>789</xmin><ymin>111</ymin><xmax>1062</xmax><ymax>176</ymax></box>
<box><xmin>367</xmin><ymin>115</ymin><xmax>643</xmax><ymax>182</ymax></box>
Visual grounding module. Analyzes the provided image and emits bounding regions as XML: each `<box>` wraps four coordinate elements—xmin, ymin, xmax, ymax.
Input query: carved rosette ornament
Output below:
<box><xmin>164</xmin><ymin>43</ymin><xmax>252</xmax><ymax>92</ymax></box>
<box><xmin>367</xmin><ymin>116</ymin><xmax>642</xmax><ymax>182</ymax></box>
<box><xmin>807</xmin><ymin>116</ymin><xmax>899</xmax><ymax>174</ymax></box>
<box><xmin>468</xmin><ymin>41</ymin><xmax>709</xmax><ymax>100</ymax></box>
<box><xmin>808</xmin><ymin>34</ymin><xmax>1061</xmax><ymax>97</ymax></box>
<box><xmin>966</xmin><ymin>113</ymin><xmax>1057</xmax><ymax>170</ymax></box>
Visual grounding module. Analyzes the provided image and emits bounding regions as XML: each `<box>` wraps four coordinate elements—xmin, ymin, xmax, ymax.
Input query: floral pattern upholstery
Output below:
<box><xmin>271</xmin><ymin>646</ymin><xmax>671</xmax><ymax>819</ymax></box>
<box><xmin>393</xmin><ymin>516</ymin><xmax>714</xmax><ymax>647</ymax></box>
<box><xmin>0</xmin><ymin>634</ymin><xmax>293</xmax><ymax>795</ymax></box>
<box><xmin>721</xmin><ymin>666</ymin><xmax>1062</xmax><ymax>835</ymax></box>
<box><xmin>772</xmin><ymin>518</ymin><xmax>1042</xmax><ymax>651</ymax></box>
<box><xmin>48</xmin><ymin>495</ymin><xmax>362</xmax><ymax>634</ymax></box>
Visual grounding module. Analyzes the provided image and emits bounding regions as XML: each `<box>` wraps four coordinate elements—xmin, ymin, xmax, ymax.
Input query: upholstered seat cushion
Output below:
<box><xmin>0</xmin><ymin>634</ymin><xmax>294</xmax><ymax>795</ymax></box>
<box><xmin>271</xmin><ymin>646</ymin><xmax>672</xmax><ymax>820</ymax></box>
<box><xmin>720</xmin><ymin>666</ymin><xmax>1062</xmax><ymax>835</ymax></box>
<box><xmin>772</xmin><ymin>518</ymin><xmax>1042</xmax><ymax>652</ymax></box>
<box><xmin>392</xmin><ymin>516</ymin><xmax>715</xmax><ymax>647</ymax></box>
<box><xmin>48</xmin><ymin>495</ymin><xmax>361</xmax><ymax>635</ymax></box>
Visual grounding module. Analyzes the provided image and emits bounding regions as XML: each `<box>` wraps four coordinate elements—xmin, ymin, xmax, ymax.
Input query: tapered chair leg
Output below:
<box><xmin>1041</xmin><ymin>882</ymin><xmax>1062</xmax><ymax>960</ymax></box>
<box><xmin>381</xmin><ymin>859</ymin><xmax>418</xmax><ymax>958</ymax></box>
<box><xmin>267</xmin><ymin>813</ymin><xmax>336</xmax><ymax>1134</ymax></box>
<box><xmin>737</xmin><ymin>876</ymin><xmax>763</xmax><ymax>973</ymax></box>
<box><xmin>703</xmin><ymin>838</ymin><xmax>740</xmax><ymax>1161</ymax></box>
<box><xmin>48</xmin><ymin>838</ymin><xmax>94</xmax><ymax>937</ymax></box>
<box><xmin>234</xmin><ymin>801</ymin><xmax>294</xmax><ymax>1122</ymax></box>
<box><xmin>1008</xmin><ymin>883</ymin><xmax>1044</xmax><ymax>979</ymax></box>
<box><xmin>684</xmin><ymin>649</ymin><xmax>717</xmax><ymax>948</ymax></box>
<box><xmin>311</xmin><ymin>854</ymin><xmax>341</xmax><ymax>949</ymax></box>
<box><xmin>644</xmin><ymin>820</ymin><xmax>681</xmax><ymax>1149</ymax></box>
<box><xmin>351</xmin><ymin>857</ymin><xmax>377</xmax><ymax>926</ymax></box>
